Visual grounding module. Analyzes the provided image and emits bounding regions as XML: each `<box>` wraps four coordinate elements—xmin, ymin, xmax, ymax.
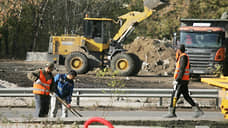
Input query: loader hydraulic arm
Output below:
<box><xmin>112</xmin><ymin>0</ymin><xmax>168</xmax><ymax>44</ymax></box>
<box><xmin>113</xmin><ymin>6</ymin><xmax>153</xmax><ymax>43</ymax></box>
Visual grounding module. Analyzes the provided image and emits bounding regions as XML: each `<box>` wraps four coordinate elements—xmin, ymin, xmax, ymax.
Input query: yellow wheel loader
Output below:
<box><xmin>48</xmin><ymin>0</ymin><xmax>168</xmax><ymax>76</ymax></box>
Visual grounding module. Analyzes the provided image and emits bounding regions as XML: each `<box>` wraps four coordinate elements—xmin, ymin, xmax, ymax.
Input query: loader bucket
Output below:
<box><xmin>144</xmin><ymin>0</ymin><xmax>169</xmax><ymax>10</ymax></box>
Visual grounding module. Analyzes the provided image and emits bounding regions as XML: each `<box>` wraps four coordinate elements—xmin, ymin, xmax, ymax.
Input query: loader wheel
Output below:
<box><xmin>111</xmin><ymin>53</ymin><xmax>135</xmax><ymax>76</ymax></box>
<box><xmin>128</xmin><ymin>53</ymin><xmax>142</xmax><ymax>75</ymax></box>
<box><xmin>65</xmin><ymin>52</ymin><xmax>89</xmax><ymax>74</ymax></box>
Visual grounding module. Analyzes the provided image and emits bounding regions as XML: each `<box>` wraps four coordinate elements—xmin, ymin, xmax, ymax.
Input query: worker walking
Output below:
<box><xmin>164</xmin><ymin>44</ymin><xmax>204</xmax><ymax>118</ymax></box>
<box><xmin>50</xmin><ymin>70</ymin><xmax>77</xmax><ymax>118</ymax></box>
<box><xmin>27</xmin><ymin>62</ymin><xmax>55</xmax><ymax>117</ymax></box>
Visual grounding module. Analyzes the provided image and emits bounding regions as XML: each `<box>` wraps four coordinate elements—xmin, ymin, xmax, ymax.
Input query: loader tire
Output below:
<box><xmin>128</xmin><ymin>53</ymin><xmax>142</xmax><ymax>75</ymax></box>
<box><xmin>65</xmin><ymin>52</ymin><xmax>89</xmax><ymax>74</ymax></box>
<box><xmin>111</xmin><ymin>53</ymin><xmax>135</xmax><ymax>76</ymax></box>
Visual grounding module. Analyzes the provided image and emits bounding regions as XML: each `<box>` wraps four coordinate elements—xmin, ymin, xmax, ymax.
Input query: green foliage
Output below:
<box><xmin>188</xmin><ymin>0</ymin><xmax>228</xmax><ymax>19</ymax></box>
<box><xmin>96</xmin><ymin>67</ymin><xmax>126</xmax><ymax>91</ymax></box>
<box><xmin>209</xmin><ymin>64</ymin><xmax>224</xmax><ymax>77</ymax></box>
<box><xmin>96</xmin><ymin>67</ymin><xmax>118</xmax><ymax>78</ymax></box>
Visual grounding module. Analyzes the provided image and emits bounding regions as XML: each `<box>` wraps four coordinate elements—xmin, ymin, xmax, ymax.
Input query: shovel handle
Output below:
<box><xmin>55</xmin><ymin>94</ymin><xmax>82</xmax><ymax>117</ymax></box>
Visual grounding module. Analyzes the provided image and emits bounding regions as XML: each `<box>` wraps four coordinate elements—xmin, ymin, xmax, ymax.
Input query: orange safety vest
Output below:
<box><xmin>33</xmin><ymin>70</ymin><xmax>52</xmax><ymax>95</ymax></box>
<box><xmin>174</xmin><ymin>53</ymin><xmax>190</xmax><ymax>80</ymax></box>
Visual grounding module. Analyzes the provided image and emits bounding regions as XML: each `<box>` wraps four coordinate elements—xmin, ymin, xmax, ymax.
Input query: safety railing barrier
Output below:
<box><xmin>0</xmin><ymin>88</ymin><xmax>219</xmax><ymax>107</ymax></box>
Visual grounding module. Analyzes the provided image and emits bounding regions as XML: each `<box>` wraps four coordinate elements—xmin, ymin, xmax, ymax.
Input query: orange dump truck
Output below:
<box><xmin>173</xmin><ymin>19</ymin><xmax>228</xmax><ymax>77</ymax></box>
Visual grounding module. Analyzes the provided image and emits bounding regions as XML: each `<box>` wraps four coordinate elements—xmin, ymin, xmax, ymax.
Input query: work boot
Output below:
<box><xmin>193</xmin><ymin>104</ymin><xmax>204</xmax><ymax>118</ymax></box>
<box><xmin>163</xmin><ymin>107</ymin><xmax>177</xmax><ymax>118</ymax></box>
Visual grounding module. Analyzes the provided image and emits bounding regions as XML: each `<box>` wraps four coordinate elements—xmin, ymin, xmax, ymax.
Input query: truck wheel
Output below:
<box><xmin>128</xmin><ymin>53</ymin><xmax>142</xmax><ymax>75</ymax></box>
<box><xmin>223</xmin><ymin>62</ymin><xmax>228</xmax><ymax>76</ymax></box>
<box><xmin>111</xmin><ymin>53</ymin><xmax>135</xmax><ymax>76</ymax></box>
<box><xmin>65</xmin><ymin>52</ymin><xmax>89</xmax><ymax>74</ymax></box>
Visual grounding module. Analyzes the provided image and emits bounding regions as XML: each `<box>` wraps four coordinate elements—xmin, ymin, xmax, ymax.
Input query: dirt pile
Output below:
<box><xmin>124</xmin><ymin>37</ymin><xmax>176</xmax><ymax>76</ymax></box>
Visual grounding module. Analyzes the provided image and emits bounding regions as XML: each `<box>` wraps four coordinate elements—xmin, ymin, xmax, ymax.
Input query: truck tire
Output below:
<box><xmin>111</xmin><ymin>53</ymin><xmax>136</xmax><ymax>76</ymax></box>
<box><xmin>223</xmin><ymin>61</ymin><xmax>228</xmax><ymax>76</ymax></box>
<box><xmin>65</xmin><ymin>52</ymin><xmax>89</xmax><ymax>74</ymax></box>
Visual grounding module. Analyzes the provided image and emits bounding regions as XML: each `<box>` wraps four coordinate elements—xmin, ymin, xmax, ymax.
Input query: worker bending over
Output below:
<box><xmin>50</xmin><ymin>70</ymin><xmax>77</xmax><ymax>118</ymax></box>
<box><xmin>27</xmin><ymin>62</ymin><xmax>55</xmax><ymax>117</ymax></box>
<box><xmin>164</xmin><ymin>44</ymin><xmax>204</xmax><ymax>118</ymax></box>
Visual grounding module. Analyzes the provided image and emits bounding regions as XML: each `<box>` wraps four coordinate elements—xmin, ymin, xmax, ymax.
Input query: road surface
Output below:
<box><xmin>0</xmin><ymin>108</ymin><xmax>227</xmax><ymax>128</ymax></box>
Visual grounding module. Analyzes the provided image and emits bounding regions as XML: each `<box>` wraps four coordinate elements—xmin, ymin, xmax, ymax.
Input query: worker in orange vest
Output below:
<box><xmin>164</xmin><ymin>44</ymin><xmax>204</xmax><ymax>118</ymax></box>
<box><xmin>27</xmin><ymin>62</ymin><xmax>55</xmax><ymax>117</ymax></box>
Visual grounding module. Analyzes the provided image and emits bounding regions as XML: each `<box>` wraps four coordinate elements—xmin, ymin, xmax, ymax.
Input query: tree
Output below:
<box><xmin>0</xmin><ymin>0</ymin><xmax>24</xmax><ymax>57</ymax></box>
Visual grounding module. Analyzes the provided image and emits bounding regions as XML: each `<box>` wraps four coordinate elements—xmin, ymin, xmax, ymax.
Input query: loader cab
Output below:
<box><xmin>84</xmin><ymin>18</ymin><xmax>113</xmax><ymax>44</ymax></box>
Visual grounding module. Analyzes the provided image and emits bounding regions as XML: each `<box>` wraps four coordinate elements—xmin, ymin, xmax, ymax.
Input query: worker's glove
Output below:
<box><xmin>67</xmin><ymin>104</ymin><xmax>71</xmax><ymax>108</ymax></box>
<box><xmin>50</xmin><ymin>92</ymin><xmax>56</xmax><ymax>97</ymax></box>
<box><xmin>172</xmin><ymin>80</ymin><xmax>178</xmax><ymax>86</ymax></box>
<box><xmin>35</xmin><ymin>79</ymin><xmax>42</xmax><ymax>84</ymax></box>
<box><xmin>172</xmin><ymin>80</ymin><xmax>178</xmax><ymax>90</ymax></box>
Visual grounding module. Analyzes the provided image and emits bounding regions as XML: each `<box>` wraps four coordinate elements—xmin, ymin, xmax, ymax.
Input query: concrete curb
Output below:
<box><xmin>4</xmin><ymin>117</ymin><xmax>228</xmax><ymax>127</ymax></box>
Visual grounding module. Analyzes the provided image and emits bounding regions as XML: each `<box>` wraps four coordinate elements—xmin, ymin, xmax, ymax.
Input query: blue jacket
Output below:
<box><xmin>54</xmin><ymin>74</ymin><xmax>74</xmax><ymax>104</ymax></box>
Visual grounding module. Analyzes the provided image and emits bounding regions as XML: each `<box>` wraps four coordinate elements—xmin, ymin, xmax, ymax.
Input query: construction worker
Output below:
<box><xmin>27</xmin><ymin>62</ymin><xmax>55</xmax><ymax>117</ymax></box>
<box><xmin>50</xmin><ymin>70</ymin><xmax>77</xmax><ymax>118</ymax></box>
<box><xmin>164</xmin><ymin>44</ymin><xmax>204</xmax><ymax>118</ymax></box>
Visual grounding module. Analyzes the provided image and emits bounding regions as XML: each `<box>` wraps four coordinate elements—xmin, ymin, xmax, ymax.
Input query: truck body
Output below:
<box><xmin>174</xmin><ymin>19</ymin><xmax>228</xmax><ymax>76</ymax></box>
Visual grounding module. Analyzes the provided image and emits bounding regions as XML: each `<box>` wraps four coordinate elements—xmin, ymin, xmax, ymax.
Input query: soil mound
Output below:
<box><xmin>124</xmin><ymin>37</ymin><xmax>176</xmax><ymax>76</ymax></box>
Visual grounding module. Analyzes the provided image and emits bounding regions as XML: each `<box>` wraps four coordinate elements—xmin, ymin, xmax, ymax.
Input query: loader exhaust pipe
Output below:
<box><xmin>144</xmin><ymin>0</ymin><xmax>169</xmax><ymax>10</ymax></box>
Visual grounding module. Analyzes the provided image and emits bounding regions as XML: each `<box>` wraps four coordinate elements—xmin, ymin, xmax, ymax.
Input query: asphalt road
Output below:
<box><xmin>0</xmin><ymin>108</ymin><xmax>227</xmax><ymax>128</ymax></box>
<box><xmin>0</xmin><ymin>108</ymin><xmax>223</xmax><ymax>119</ymax></box>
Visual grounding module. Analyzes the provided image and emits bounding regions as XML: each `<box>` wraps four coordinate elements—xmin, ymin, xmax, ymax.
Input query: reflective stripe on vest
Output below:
<box><xmin>174</xmin><ymin>53</ymin><xmax>190</xmax><ymax>80</ymax></box>
<box><xmin>33</xmin><ymin>70</ymin><xmax>52</xmax><ymax>95</ymax></box>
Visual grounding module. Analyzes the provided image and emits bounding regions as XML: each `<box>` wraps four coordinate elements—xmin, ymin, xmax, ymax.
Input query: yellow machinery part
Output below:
<box><xmin>113</xmin><ymin>7</ymin><xmax>153</xmax><ymax>41</ymax></box>
<box><xmin>201</xmin><ymin>76</ymin><xmax>228</xmax><ymax>89</ymax></box>
<box><xmin>82</xmin><ymin>37</ymin><xmax>109</xmax><ymax>52</ymax></box>
<box><xmin>52</xmin><ymin>36</ymin><xmax>83</xmax><ymax>55</ymax></box>
<box><xmin>52</xmin><ymin>36</ymin><xmax>110</xmax><ymax>55</ymax></box>
<box><xmin>71</xmin><ymin>56</ymin><xmax>83</xmax><ymax>70</ymax></box>
<box><xmin>201</xmin><ymin>77</ymin><xmax>228</xmax><ymax>119</ymax></box>
<box><xmin>116</xmin><ymin>58</ymin><xmax>129</xmax><ymax>70</ymax></box>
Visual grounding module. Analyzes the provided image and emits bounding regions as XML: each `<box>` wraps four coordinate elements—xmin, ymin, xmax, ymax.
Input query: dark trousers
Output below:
<box><xmin>170</xmin><ymin>80</ymin><xmax>196</xmax><ymax>107</ymax></box>
<box><xmin>35</xmin><ymin>94</ymin><xmax>50</xmax><ymax>117</ymax></box>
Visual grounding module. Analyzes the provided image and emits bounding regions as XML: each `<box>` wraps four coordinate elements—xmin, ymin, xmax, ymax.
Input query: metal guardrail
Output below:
<box><xmin>0</xmin><ymin>88</ymin><xmax>219</xmax><ymax>107</ymax></box>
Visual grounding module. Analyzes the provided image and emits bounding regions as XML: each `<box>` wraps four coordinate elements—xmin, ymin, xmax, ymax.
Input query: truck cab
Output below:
<box><xmin>174</xmin><ymin>19</ymin><xmax>228</xmax><ymax>76</ymax></box>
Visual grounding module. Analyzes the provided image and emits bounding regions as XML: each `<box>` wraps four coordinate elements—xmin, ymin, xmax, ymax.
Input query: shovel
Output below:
<box><xmin>54</xmin><ymin>93</ymin><xmax>83</xmax><ymax>117</ymax></box>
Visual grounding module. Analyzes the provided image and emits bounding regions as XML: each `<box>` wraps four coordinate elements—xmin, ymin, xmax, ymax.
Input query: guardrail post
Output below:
<box><xmin>76</xmin><ymin>91</ymin><xmax>80</xmax><ymax>106</ymax></box>
<box><xmin>216</xmin><ymin>97</ymin><xmax>219</xmax><ymax>109</ymax></box>
<box><xmin>159</xmin><ymin>97</ymin><xmax>163</xmax><ymax>106</ymax></box>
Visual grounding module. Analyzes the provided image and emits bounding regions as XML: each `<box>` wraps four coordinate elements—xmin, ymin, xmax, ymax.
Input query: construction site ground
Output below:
<box><xmin>0</xmin><ymin>37</ymin><xmax>217</xmax><ymax>89</ymax></box>
<box><xmin>0</xmin><ymin>59</ymin><xmax>215</xmax><ymax>89</ymax></box>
